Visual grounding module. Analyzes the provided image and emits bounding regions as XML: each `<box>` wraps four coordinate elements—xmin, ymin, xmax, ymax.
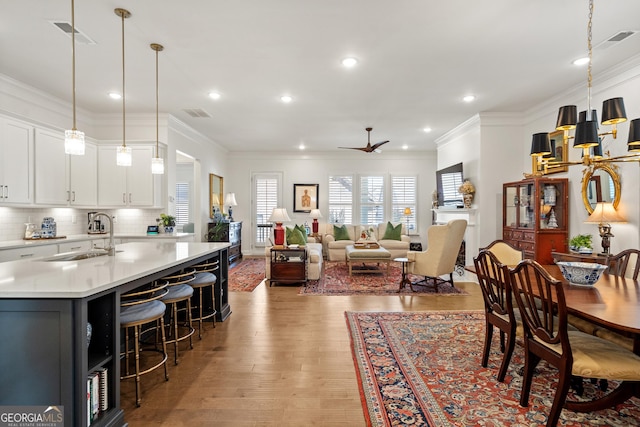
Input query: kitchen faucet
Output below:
<box><xmin>89</xmin><ymin>212</ymin><xmax>116</xmax><ymax>256</ymax></box>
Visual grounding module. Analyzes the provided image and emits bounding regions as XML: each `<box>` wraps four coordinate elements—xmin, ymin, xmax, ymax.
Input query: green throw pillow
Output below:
<box><xmin>381</xmin><ymin>222</ymin><xmax>402</xmax><ymax>241</ymax></box>
<box><xmin>286</xmin><ymin>227</ymin><xmax>306</xmax><ymax>245</ymax></box>
<box><xmin>333</xmin><ymin>224</ymin><xmax>351</xmax><ymax>241</ymax></box>
<box><xmin>294</xmin><ymin>224</ymin><xmax>308</xmax><ymax>243</ymax></box>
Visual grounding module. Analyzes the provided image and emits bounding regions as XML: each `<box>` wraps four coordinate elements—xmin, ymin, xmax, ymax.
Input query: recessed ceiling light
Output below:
<box><xmin>299</xmin><ymin>143</ymin><xmax>305</xmax><ymax>150</ymax></box>
<box><xmin>423</xmin><ymin>127</ymin><xmax>432</xmax><ymax>133</ymax></box>
<box><xmin>402</xmin><ymin>144</ymin><xmax>409</xmax><ymax>150</ymax></box>
<box><xmin>108</xmin><ymin>92</ymin><xmax>121</xmax><ymax>100</ymax></box>
<box><xmin>342</xmin><ymin>57</ymin><xmax>358</xmax><ymax>68</ymax></box>
<box><xmin>573</xmin><ymin>57</ymin><xmax>590</xmax><ymax>66</ymax></box>
<box><xmin>463</xmin><ymin>95</ymin><xmax>476</xmax><ymax>103</ymax></box>
<box><xmin>281</xmin><ymin>95</ymin><xmax>293</xmax><ymax>103</ymax></box>
<box><xmin>208</xmin><ymin>91</ymin><xmax>221</xmax><ymax>100</ymax></box>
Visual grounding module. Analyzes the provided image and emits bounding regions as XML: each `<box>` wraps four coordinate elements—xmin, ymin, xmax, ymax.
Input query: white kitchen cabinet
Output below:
<box><xmin>98</xmin><ymin>145</ymin><xmax>155</xmax><ymax>207</ymax></box>
<box><xmin>34</xmin><ymin>128</ymin><xmax>98</xmax><ymax>206</ymax></box>
<box><xmin>0</xmin><ymin>117</ymin><xmax>33</xmax><ymax>204</ymax></box>
<box><xmin>0</xmin><ymin>245</ymin><xmax>58</xmax><ymax>263</ymax></box>
<box><xmin>58</xmin><ymin>240</ymin><xmax>92</xmax><ymax>254</ymax></box>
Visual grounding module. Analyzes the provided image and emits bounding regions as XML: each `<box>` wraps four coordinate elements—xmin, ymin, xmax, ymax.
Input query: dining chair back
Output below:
<box><xmin>473</xmin><ymin>249</ymin><xmax>519</xmax><ymax>382</ymax></box>
<box><xmin>606</xmin><ymin>248</ymin><xmax>640</xmax><ymax>280</ymax></box>
<box><xmin>508</xmin><ymin>259</ymin><xmax>640</xmax><ymax>426</ymax></box>
<box><xmin>482</xmin><ymin>239</ymin><xmax>523</xmax><ymax>266</ymax></box>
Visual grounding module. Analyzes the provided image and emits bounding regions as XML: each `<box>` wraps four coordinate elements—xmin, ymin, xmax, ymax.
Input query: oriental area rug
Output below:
<box><xmin>346</xmin><ymin>311</ymin><xmax>640</xmax><ymax>427</ymax></box>
<box><xmin>299</xmin><ymin>261</ymin><xmax>467</xmax><ymax>296</ymax></box>
<box><xmin>228</xmin><ymin>258</ymin><xmax>265</xmax><ymax>292</ymax></box>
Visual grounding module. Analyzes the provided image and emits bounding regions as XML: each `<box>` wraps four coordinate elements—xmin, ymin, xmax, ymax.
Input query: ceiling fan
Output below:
<box><xmin>339</xmin><ymin>127</ymin><xmax>389</xmax><ymax>153</ymax></box>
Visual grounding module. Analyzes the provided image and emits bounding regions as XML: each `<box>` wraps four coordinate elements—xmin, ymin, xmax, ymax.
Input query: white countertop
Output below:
<box><xmin>0</xmin><ymin>241</ymin><xmax>229</xmax><ymax>299</ymax></box>
<box><xmin>0</xmin><ymin>233</ymin><xmax>195</xmax><ymax>250</ymax></box>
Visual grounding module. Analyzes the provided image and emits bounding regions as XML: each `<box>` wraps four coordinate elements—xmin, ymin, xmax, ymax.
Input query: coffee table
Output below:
<box><xmin>345</xmin><ymin>244</ymin><xmax>391</xmax><ymax>276</ymax></box>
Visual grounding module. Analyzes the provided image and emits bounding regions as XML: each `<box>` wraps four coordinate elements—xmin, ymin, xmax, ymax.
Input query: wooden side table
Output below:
<box><xmin>394</xmin><ymin>257</ymin><xmax>414</xmax><ymax>292</ymax></box>
<box><xmin>269</xmin><ymin>247</ymin><xmax>307</xmax><ymax>286</ymax></box>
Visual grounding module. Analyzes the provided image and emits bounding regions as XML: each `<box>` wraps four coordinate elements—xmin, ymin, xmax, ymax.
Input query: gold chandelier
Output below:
<box><xmin>529</xmin><ymin>0</ymin><xmax>640</xmax><ymax>176</ymax></box>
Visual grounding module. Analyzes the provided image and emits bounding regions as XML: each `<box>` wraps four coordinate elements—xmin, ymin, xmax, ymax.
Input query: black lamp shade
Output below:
<box><xmin>573</xmin><ymin>120</ymin><xmax>599</xmax><ymax>148</ymax></box>
<box><xmin>556</xmin><ymin>105</ymin><xmax>577</xmax><ymax>130</ymax></box>
<box><xmin>627</xmin><ymin>118</ymin><xmax>640</xmax><ymax>146</ymax></box>
<box><xmin>591</xmin><ymin>138</ymin><xmax>603</xmax><ymax>158</ymax></box>
<box><xmin>530</xmin><ymin>132</ymin><xmax>551</xmax><ymax>156</ymax></box>
<box><xmin>602</xmin><ymin>97</ymin><xmax>627</xmax><ymax>125</ymax></box>
<box><xmin>578</xmin><ymin>109</ymin><xmax>598</xmax><ymax>125</ymax></box>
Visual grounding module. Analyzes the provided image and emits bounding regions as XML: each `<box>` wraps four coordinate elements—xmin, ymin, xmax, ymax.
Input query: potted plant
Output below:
<box><xmin>160</xmin><ymin>213</ymin><xmax>176</xmax><ymax>233</ymax></box>
<box><xmin>569</xmin><ymin>234</ymin><xmax>593</xmax><ymax>254</ymax></box>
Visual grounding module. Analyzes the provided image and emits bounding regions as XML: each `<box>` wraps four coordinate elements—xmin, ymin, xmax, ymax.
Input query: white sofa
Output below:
<box><xmin>321</xmin><ymin>223</ymin><xmax>410</xmax><ymax>261</ymax></box>
<box><xmin>265</xmin><ymin>236</ymin><xmax>323</xmax><ymax>281</ymax></box>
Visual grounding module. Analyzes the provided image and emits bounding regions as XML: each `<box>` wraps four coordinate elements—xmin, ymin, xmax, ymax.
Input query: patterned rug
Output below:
<box><xmin>299</xmin><ymin>261</ymin><xmax>467</xmax><ymax>296</ymax></box>
<box><xmin>228</xmin><ymin>258</ymin><xmax>265</xmax><ymax>292</ymax></box>
<box><xmin>346</xmin><ymin>311</ymin><xmax>640</xmax><ymax>426</ymax></box>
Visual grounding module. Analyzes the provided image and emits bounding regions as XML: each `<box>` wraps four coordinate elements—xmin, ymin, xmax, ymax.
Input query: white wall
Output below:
<box><xmin>226</xmin><ymin>151</ymin><xmax>437</xmax><ymax>255</ymax></box>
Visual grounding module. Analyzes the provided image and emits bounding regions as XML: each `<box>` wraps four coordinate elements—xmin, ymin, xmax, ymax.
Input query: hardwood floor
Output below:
<box><xmin>121</xmin><ymin>276</ymin><xmax>483</xmax><ymax>426</ymax></box>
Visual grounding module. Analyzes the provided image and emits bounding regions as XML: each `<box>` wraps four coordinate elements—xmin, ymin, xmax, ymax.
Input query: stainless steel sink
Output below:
<box><xmin>42</xmin><ymin>250</ymin><xmax>121</xmax><ymax>262</ymax></box>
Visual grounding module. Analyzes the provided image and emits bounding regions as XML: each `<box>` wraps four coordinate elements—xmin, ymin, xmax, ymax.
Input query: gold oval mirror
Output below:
<box><xmin>209</xmin><ymin>174</ymin><xmax>224</xmax><ymax>219</ymax></box>
<box><xmin>581</xmin><ymin>163</ymin><xmax>621</xmax><ymax>214</ymax></box>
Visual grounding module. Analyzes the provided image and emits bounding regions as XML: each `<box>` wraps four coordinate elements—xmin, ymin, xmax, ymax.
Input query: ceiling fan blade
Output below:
<box><xmin>370</xmin><ymin>141</ymin><xmax>389</xmax><ymax>150</ymax></box>
<box><xmin>338</xmin><ymin>146</ymin><xmax>369</xmax><ymax>152</ymax></box>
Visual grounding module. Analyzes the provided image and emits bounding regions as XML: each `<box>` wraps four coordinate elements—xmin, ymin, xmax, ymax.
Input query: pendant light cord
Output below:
<box><xmin>71</xmin><ymin>0</ymin><xmax>77</xmax><ymax>131</ymax></box>
<box><xmin>120</xmin><ymin>10</ymin><xmax>126</xmax><ymax>148</ymax></box>
<box><xmin>586</xmin><ymin>0</ymin><xmax>593</xmax><ymax>120</ymax></box>
<box><xmin>155</xmin><ymin>47</ymin><xmax>159</xmax><ymax>158</ymax></box>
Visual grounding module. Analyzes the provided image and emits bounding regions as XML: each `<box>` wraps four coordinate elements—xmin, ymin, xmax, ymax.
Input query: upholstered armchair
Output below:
<box><xmin>406</xmin><ymin>219</ymin><xmax>467</xmax><ymax>291</ymax></box>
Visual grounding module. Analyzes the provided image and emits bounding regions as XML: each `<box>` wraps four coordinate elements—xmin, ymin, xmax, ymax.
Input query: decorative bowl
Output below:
<box><xmin>556</xmin><ymin>261</ymin><xmax>607</xmax><ymax>286</ymax></box>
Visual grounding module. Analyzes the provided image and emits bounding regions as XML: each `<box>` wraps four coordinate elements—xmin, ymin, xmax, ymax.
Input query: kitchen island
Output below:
<box><xmin>0</xmin><ymin>241</ymin><xmax>230</xmax><ymax>427</ymax></box>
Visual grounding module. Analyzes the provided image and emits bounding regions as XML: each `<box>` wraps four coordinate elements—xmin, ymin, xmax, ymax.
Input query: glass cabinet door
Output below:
<box><xmin>505</xmin><ymin>185</ymin><xmax>518</xmax><ymax>228</ymax></box>
<box><xmin>518</xmin><ymin>184</ymin><xmax>534</xmax><ymax>228</ymax></box>
<box><xmin>539</xmin><ymin>181</ymin><xmax>565</xmax><ymax>230</ymax></box>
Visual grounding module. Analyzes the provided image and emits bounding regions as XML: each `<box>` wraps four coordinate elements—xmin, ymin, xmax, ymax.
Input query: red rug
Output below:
<box><xmin>299</xmin><ymin>261</ymin><xmax>467</xmax><ymax>296</ymax></box>
<box><xmin>228</xmin><ymin>258</ymin><xmax>265</xmax><ymax>292</ymax></box>
<box><xmin>346</xmin><ymin>311</ymin><xmax>640</xmax><ymax>426</ymax></box>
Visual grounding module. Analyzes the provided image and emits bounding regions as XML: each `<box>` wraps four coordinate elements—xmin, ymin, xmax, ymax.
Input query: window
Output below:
<box><xmin>359</xmin><ymin>175</ymin><xmax>384</xmax><ymax>225</ymax></box>
<box><xmin>391</xmin><ymin>175</ymin><xmax>417</xmax><ymax>233</ymax></box>
<box><xmin>175</xmin><ymin>182</ymin><xmax>190</xmax><ymax>225</ymax></box>
<box><xmin>253</xmin><ymin>173</ymin><xmax>281</xmax><ymax>247</ymax></box>
<box><xmin>328</xmin><ymin>175</ymin><xmax>353</xmax><ymax>224</ymax></box>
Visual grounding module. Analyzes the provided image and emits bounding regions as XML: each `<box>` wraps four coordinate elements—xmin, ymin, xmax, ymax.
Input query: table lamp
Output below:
<box><xmin>225</xmin><ymin>193</ymin><xmax>237</xmax><ymax>221</ymax></box>
<box><xmin>403</xmin><ymin>207</ymin><xmax>412</xmax><ymax>235</ymax></box>
<box><xmin>309</xmin><ymin>209</ymin><xmax>322</xmax><ymax>234</ymax></box>
<box><xmin>269</xmin><ymin>208</ymin><xmax>291</xmax><ymax>246</ymax></box>
<box><xmin>585</xmin><ymin>202</ymin><xmax>626</xmax><ymax>254</ymax></box>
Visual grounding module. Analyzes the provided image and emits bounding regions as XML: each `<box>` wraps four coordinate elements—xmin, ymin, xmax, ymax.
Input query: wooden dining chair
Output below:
<box><xmin>508</xmin><ymin>259</ymin><xmax>640</xmax><ymax>427</ymax></box>
<box><xmin>606</xmin><ymin>248</ymin><xmax>640</xmax><ymax>280</ymax></box>
<box><xmin>473</xmin><ymin>249</ymin><xmax>520</xmax><ymax>382</ymax></box>
<box><xmin>482</xmin><ymin>239</ymin><xmax>523</xmax><ymax>266</ymax></box>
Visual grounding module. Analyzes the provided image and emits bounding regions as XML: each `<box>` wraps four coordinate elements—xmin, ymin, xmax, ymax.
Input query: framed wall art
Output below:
<box><xmin>293</xmin><ymin>183</ymin><xmax>319</xmax><ymax>213</ymax></box>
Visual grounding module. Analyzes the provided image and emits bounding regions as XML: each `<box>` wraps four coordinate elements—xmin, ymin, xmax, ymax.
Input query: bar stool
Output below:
<box><xmin>190</xmin><ymin>260</ymin><xmax>219</xmax><ymax>339</ymax></box>
<box><xmin>161</xmin><ymin>270</ymin><xmax>196</xmax><ymax>365</ymax></box>
<box><xmin>120</xmin><ymin>281</ymin><xmax>169</xmax><ymax>407</ymax></box>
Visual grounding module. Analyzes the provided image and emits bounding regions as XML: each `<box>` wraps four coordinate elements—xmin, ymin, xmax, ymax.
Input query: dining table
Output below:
<box><xmin>467</xmin><ymin>262</ymin><xmax>640</xmax><ymax>412</ymax></box>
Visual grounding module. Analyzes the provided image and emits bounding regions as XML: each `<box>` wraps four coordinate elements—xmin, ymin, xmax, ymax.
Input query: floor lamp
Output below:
<box><xmin>403</xmin><ymin>207</ymin><xmax>412</xmax><ymax>235</ymax></box>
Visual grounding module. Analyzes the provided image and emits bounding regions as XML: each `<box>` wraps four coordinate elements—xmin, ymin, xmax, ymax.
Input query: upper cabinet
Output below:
<box><xmin>34</xmin><ymin>128</ymin><xmax>98</xmax><ymax>206</ymax></box>
<box><xmin>97</xmin><ymin>145</ymin><xmax>157</xmax><ymax>207</ymax></box>
<box><xmin>0</xmin><ymin>117</ymin><xmax>33</xmax><ymax>204</ymax></box>
<box><xmin>503</xmin><ymin>177</ymin><xmax>568</xmax><ymax>264</ymax></box>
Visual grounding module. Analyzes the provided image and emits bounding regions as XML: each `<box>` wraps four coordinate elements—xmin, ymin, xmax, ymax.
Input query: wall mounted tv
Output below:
<box><xmin>436</xmin><ymin>162</ymin><xmax>464</xmax><ymax>207</ymax></box>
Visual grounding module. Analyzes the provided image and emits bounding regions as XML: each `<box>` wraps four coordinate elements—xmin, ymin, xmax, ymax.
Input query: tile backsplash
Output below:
<box><xmin>0</xmin><ymin>207</ymin><xmax>163</xmax><ymax>241</ymax></box>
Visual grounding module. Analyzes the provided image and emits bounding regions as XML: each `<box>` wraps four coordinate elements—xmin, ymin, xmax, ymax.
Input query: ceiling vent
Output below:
<box><xmin>594</xmin><ymin>30</ymin><xmax>637</xmax><ymax>50</ymax></box>
<box><xmin>183</xmin><ymin>108</ymin><xmax>212</xmax><ymax>118</ymax></box>
<box><xmin>51</xmin><ymin>21</ymin><xmax>96</xmax><ymax>45</ymax></box>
